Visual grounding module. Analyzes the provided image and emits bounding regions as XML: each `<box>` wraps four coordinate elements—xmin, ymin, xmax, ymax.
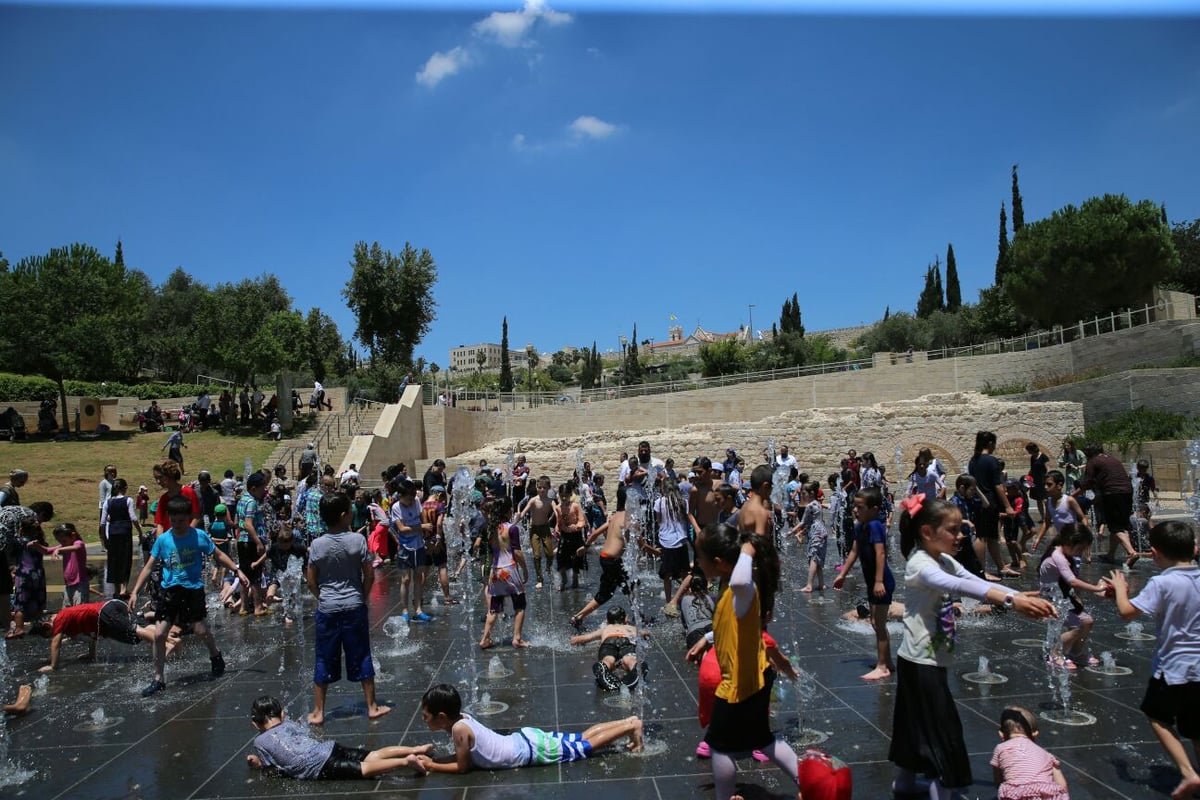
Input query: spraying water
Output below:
<box><xmin>1086</xmin><ymin>650</ymin><xmax>1132</xmax><ymax>676</ymax></box>
<box><xmin>0</xmin><ymin>640</ymin><xmax>35</xmax><ymax>787</ymax></box>
<box><xmin>1115</xmin><ymin>621</ymin><xmax>1155</xmax><ymax>641</ymax></box>
<box><xmin>963</xmin><ymin>655</ymin><xmax>1008</xmax><ymax>685</ymax></box>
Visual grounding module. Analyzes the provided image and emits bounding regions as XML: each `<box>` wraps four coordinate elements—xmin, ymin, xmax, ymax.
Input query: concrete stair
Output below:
<box><xmin>263</xmin><ymin>403</ymin><xmax>386</xmax><ymax>477</ymax></box>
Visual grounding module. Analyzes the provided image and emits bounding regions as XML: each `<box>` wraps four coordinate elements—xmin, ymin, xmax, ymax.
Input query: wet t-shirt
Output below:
<box><xmin>253</xmin><ymin>721</ymin><xmax>336</xmax><ymax>779</ymax></box>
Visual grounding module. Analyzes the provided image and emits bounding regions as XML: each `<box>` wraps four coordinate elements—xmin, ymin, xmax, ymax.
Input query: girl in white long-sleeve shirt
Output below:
<box><xmin>890</xmin><ymin>495</ymin><xmax>1057</xmax><ymax>800</ymax></box>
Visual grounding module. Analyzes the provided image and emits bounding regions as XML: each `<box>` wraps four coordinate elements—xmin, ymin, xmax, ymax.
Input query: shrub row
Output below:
<box><xmin>0</xmin><ymin>373</ymin><xmax>271</xmax><ymax>402</ymax></box>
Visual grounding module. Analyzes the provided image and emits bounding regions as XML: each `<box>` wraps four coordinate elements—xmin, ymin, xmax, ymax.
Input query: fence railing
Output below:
<box><xmin>425</xmin><ymin>300</ymin><xmax>1176</xmax><ymax>410</ymax></box>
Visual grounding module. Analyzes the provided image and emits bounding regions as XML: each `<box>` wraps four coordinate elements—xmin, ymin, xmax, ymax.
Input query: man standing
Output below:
<box><xmin>775</xmin><ymin>445</ymin><xmax>797</xmax><ymax>473</ymax></box>
<box><xmin>422</xmin><ymin>460</ymin><xmax>446</xmax><ymax>497</ymax></box>
<box><xmin>1081</xmin><ymin>444</ymin><xmax>1136</xmax><ymax>566</ymax></box>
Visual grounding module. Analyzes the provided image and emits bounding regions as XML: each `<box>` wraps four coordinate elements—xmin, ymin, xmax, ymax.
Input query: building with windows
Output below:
<box><xmin>449</xmin><ymin>343</ymin><xmax>528</xmax><ymax>374</ymax></box>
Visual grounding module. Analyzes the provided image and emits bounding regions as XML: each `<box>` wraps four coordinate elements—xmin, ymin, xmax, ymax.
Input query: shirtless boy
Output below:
<box><xmin>688</xmin><ymin>457</ymin><xmax>722</xmax><ymax>539</ymax></box>
<box><xmin>520</xmin><ymin>477</ymin><xmax>557</xmax><ymax>589</ymax></box>
<box><xmin>568</xmin><ymin>509</ymin><xmax>629</xmax><ymax>629</ymax></box>
<box><xmin>570</xmin><ymin>606</ymin><xmax>649</xmax><ymax>691</ymax></box>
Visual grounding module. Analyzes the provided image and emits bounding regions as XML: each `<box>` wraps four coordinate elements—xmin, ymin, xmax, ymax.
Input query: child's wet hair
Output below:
<box><xmin>1045</xmin><ymin>470</ymin><xmax>1065</xmax><ymax>487</ymax></box>
<box><xmin>421</xmin><ymin>683</ymin><xmax>462</xmax><ymax>717</ymax></box>
<box><xmin>698</xmin><ymin>522</ymin><xmax>780</xmax><ymax>625</ymax></box>
<box><xmin>318</xmin><ymin>492</ymin><xmax>351</xmax><ymax>527</ymax></box>
<box><xmin>1149</xmin><ymin>521</ymin><xmax>1197</xmax><ymax>561</ymax></box>
<box><xmin>606</xmin><ymin>606</ymin><xmax>627</xmax><ymax>624</ymax></box>
<box><xmin>898</xmin><ymin>496</ymin><xmax>958</xmax><ymax>557</ymax></box>
<box><xmin>166</xmin><ymin>494</ymin><xmax>193</xmax><ymax>517</ymax></box>
<box><xmin>250</xmin><ymin>695</ymin><xmax>283</xmax><ymax>726</ymax></box>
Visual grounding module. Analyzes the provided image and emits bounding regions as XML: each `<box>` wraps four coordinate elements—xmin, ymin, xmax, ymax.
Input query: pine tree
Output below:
<box><xmin>1011</xmin><ymin>165</ymin><xmax>1025</xmax><ymax>233</ymax></box>
<box><xmin>114</xmin><ymin>239</ymin><xmax>124</xmax><ymax>268</ymax></box>
<box><xmin>996</xmin><ymin>202</ymin><xmax>1010</xmax><ymax>284</ymax></box>
<box><xmin>945</xmin><ymin>243</ymin><xmax>961</xmax><ymax>310</ymax></box>
<box><xmin>933</xmin><ymin>256</ymin><xmax>944</xmax><ymax>311</ymax></box>
<box><xmin>498</xmin><ymin>316</ymin><xmax>513</xmax><ymax>391</ymax></box>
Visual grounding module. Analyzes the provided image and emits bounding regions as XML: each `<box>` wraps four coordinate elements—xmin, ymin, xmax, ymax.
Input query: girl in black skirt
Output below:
<box><xmin>892</xmin><ymin>494</ymin><xmax>1056</xmax><ymax>799</ymax></box>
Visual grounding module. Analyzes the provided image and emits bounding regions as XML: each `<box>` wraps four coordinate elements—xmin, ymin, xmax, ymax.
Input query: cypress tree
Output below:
<box><xmin>945</xmin><ymin>243</ymin><xmax>961</xmax><ymax>310</ymax></box>
<box><xmin>626</xmin><ymin>324</ymin><xmax>642</xmax><ymax>383</ymax></box>
<box><xmin>779</xmin><ymin>298</ymin><xmax>793</xmax><ymax>333</ymax></box>
<box><xmin>1011</xmin><ymin>164</ymin><xmax>1025</xmax><ymax>233</ymax></box>
<box><xmin>1161</xmin><ymin>204</ymin><xmax>1169</xmax><ymax>228</ymax></box>
<box><xmin>499</xmin><ymin>316</ymin><xmax>513</xmax><ymax>391</ymax></box>
<box><xmin>996</xmin><ymin>202</ymin><xmax>1010</xmax><ymax>284</ymax></box>
<box><xmin>114</xmin><ymin>239</ymin><xmax>124</xmax><ymax>268</ymax></box>
<box><xmin>883</xmin><ymin>305</ymin><xmax>890</xmax><ymax>321</ymax></box>
<box><xmin>933</xmin><ymin>256</ymin><xmax>944</xmax><ymax>311</ymax></box>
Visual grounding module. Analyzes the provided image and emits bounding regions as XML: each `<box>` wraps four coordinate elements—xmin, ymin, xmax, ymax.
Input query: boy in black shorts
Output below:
<box><xmin>248</xmin><ymin>695</ymin><xmax>429</xmax><ymax>780</ymax></box>
<box><xmin>1107</xmin><ymin>521</ymin><xmax>1200</xmax><ymax>800</ymax></box>
<box><xmin>570</xmin><ymin>606</ymin><xmax>648</xmax><ymax>690</ymax></box>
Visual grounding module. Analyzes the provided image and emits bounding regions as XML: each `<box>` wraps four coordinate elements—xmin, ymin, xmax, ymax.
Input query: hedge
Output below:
<box><xmin>0</xmin><ymin>373</ymin><xmax>274</xmax><ymax>402</ymax></box>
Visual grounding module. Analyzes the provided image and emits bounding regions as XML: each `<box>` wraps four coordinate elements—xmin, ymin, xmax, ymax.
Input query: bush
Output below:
<box><xmin>1084</xmin><ymin>407</ymin><xmax>1200</xmax><ymax>452</ymax></box>
<box><xmin>0</xmin><ymin>373</ymin><xmax>263</xmax><ymax>401</ymax></box>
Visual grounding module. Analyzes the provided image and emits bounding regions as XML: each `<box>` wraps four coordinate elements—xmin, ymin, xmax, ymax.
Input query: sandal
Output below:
<box><xmin>1047</xmin><ymin>656</ymin><xmax>1077</xmax><ymax>671</ymax></box>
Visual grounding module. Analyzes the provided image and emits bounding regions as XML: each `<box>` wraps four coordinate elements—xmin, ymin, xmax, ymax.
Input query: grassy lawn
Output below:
<box><xmin>0</xmin><ymin>427</ymin><xmax>284</xmax><ymax>544</ymax></box>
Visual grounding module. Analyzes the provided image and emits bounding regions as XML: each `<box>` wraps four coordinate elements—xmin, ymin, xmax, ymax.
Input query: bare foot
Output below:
<box><xmin>626</xmin><ymin>716</ymin><xmax>644</xmax><ymax>752</ymax></box>
<box><xmin>479</xmin><ymin>638</ymin><xmax>494</xmax><ymax>650</ymax></box>
<box><xmin>512</xmin><ymin>638</ymin><xmax>531</xmax><ymax>648</ymax></box>
<box><xmin>799</xmin><ymin>586</ymin><xmax>813</xmax><ymax>593</ymax></box>
<box><xmin>407</xmin><ymin>754</ymin><xmax>428</xmax><ymax>775</ymax></box>
<box><xmin>1172</xmin><ymin>774</ymin><xmax>1200</xmax><ymax>800</ymax></box>
<box><xmin>816</xmin><ymin>585</ymin><xmax>826</xmax><ymax>591</ymax></box>
<box><xmin>367</xmin><ymin>704</ymin><xmax>392</xmax><ymax>720</ymax></box>
<box><xmin>861</xmin><ymin>667</ymin><xmax>892</xmax><ymax>681</ymax></box>
<box><xmin>246</xmin><ymin>754</ymin><xmax>262</xmax><ymax>769</ymax></box>
<box><xmin>306</xmin><ymin>710</ymin><xmax>324</xmax><ymax>725</ymax></box>
<box><xmin>37</xmin><ymin>664</ymin><xmax>54</xmax><ymax>674</ymax></box>
<box><xmin>3</xmin><ymin>684</ymin><xmax>32</xmax><ymax>716</ymax></box>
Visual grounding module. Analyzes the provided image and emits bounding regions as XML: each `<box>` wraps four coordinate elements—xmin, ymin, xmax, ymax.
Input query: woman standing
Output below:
<box><xmin>968</xmin><ymin>431</ymin><xmax>1020</xmax><ymax>580</ymax></box>
<box><xmin>101</xmin><ymin>478</ymin><xmax>141</xmax><ymax>597</ymax></box>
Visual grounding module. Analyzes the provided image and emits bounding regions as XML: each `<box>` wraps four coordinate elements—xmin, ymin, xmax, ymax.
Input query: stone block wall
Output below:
<box><xmin>1014</xmin><ymin>368</ymin><xmax>1200</xmax><ymax>428</ymax></box>
<box><xmin>441</xmin><ymin>392</ymin><xmax>1084</xmax><ymax>486</ymax></box>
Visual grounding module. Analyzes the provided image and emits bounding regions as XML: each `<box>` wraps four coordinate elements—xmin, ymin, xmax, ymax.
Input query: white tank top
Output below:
<box><xmin>1049</xmin><ymin>495</ymin><xmax>1075</xmax><ymax>533</ymax></box>
<box><xmin>463</xmin><ymin>715</ymin><xmax>527</xmax><ymax>769</ymax></box>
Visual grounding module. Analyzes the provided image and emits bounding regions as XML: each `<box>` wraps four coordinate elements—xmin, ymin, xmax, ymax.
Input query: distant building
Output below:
<box><xmin>449</xmin><ymin>343</ymin><xmax>527</xmax><ymax>374</ymax></box>
<box><xmin>643</xmin><ymin>324</ymin><xmax>751</xmax><ymax>359</ymax></box>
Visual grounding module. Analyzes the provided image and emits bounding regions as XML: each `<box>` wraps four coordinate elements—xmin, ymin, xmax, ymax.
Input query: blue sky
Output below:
<box><xmin>2</xmin><ymin>1</ymin><xmax>1198</xmax><ymax>370</ymax></box>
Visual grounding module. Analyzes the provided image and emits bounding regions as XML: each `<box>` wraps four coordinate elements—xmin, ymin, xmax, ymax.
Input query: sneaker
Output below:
<box><xmin>210</xmin><ymin>653</ymin><xmax>226</xmax><ymax>678</ymax></box>
<box><xmin>593</xmin><ymin>661</ymin><xmax>620</xmax><ymax>691</ymax></box>
<box><xmin>413</xmin><ymin>611</ymin><xmax>432</xmax><ymax>622</ymax></box>
<box><xmin>662</xmin><ymin>601</ymin><xmax>680</xmax><ymax>618</ymax></box>
<box><xmin>621</xmin><ymin>666</ymin><xmax>640</xmax><ymax>689</ymax></box>
<box><xmin>401</xmin><ymin>612</ymin><xmax>411</xmax><ymax>623</ymax></box>
<box><xmin>141</xmin><ymin>679</ymin><xmax>166</xmax><ymax>697</ymax></box>
<box><xmin>695</xmin><ymin>741</ymin><xmax>711</xmax><ymax>758</ymax></box>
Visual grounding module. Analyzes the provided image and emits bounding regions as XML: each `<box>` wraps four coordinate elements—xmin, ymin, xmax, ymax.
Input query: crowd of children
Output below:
<box><xmin>2</xmin><ymin>433</ymin><xmax>1198</xmax><ymax>800</ymax></box>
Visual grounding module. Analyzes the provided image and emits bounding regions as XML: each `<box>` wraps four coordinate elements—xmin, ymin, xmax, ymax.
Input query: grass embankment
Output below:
<box><xmin>0</xmin><ymin>428</ymin><xmax>280</xmax><ymax>544</ymax></box>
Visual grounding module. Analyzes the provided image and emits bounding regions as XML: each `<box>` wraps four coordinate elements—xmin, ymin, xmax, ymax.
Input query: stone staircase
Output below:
<box><xmin>263</xmin><ymin>402</ymin><xmax>387</xmax><ymax>477</ymax></box>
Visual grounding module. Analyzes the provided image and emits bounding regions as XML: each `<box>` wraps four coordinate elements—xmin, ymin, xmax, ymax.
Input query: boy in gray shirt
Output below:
<box><xmin>305</xmin><ymin>493</ymin><xmax>389</xmax><ymax>725</ymax></box>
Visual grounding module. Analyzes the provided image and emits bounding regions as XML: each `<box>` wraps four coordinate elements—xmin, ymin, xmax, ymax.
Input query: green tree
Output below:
<box><xmin>498</xmin><ymin>316</ymin><xmax>513</xmax><ymax>391</ymax></box>
<box><xmin>698</xmin><ymin>338</ymin><xmax>747</xmax><ymax>376</ymax></box>
<box><xmin>342</xmin><ymin>241</ymin><xmax>438</xmax><ymax>367</ymax></box>
<box><xmin>855</xmin><ymin>312</ymin><xmax>927</xmax><ymax>354</ymax></box>
<box><xmin>0</xmin><ymin>243</ymin><xmax>149</xmax><ymax>424</ymax></box>
<box><xmin>1006</xmin><ymin>194</ymin><xmax>1180</xmax><ymax>327</ymax></box>
<box><xmin>1169</xmin><ymin>218</ymin><xmax>1200</xmax><ymax>296</ymax></box>
<box><xmin>945</xmin><ymin>243</ymin><xmax>962</xmax><ymax>310</ymax></box>
<box><xmin>778</xmin><ymin>293</ymin><xmax>804</xmax><ymax>335</ymax></box>
<box><xmin>114</xmin><ymin>239</ymin><xmax>125</xmax><ymax>269</ymax></box>
<box><xmin>303</xmin><ymin>307</ymin><xmax>346</xmax><ymax>382</ymax></box>
<box><xmin>142</xmin><ymin>267</ymin><xmax>209</xmax><ymax>382</ymax></box>
<box><xmin>475</xmin><ymin>350</ymin><xmax>487</xmax><ymax>372</ymax></box>
<box><xmin>971</xmin><ymin>285</ymin><xmax>1024</xmax><ymax>341</ymax></box>
<box><xmin>196</xmin><ymin>276</ymin><xmax>299</xmax><ymax>384</ymax></box>
<box><xmin>915</xmin><ymin>259</ymin><xmax>944</xmax><ymax>319</ymax></box>
<box><xmin>996</xmin><ymin>202</ymin><xmax>1010</xmax><ymax>284</ymax></box>
<box><xmin>624</xmin><ymin>325</ymin><xmax>644</xmax><ymax>384</ymax></box>
<box><xmin>1011</xmin><ymin>164</ymin><xmax>1025</xmax><ymax>233</ymax></box>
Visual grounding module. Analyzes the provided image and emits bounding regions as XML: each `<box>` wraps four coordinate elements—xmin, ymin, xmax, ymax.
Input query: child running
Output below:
<box><xmin>1033</xmin><ymin>470</ymin><xmax>1087</xmax><ymax>552</ymax></box>
<box><xmin>990</xmin><ymin>705</ymin><xmax>1070</xmax><ymax>800</ymax></box>
<box><xmin>689</xmin><ymin>518</ymin><xmax>800</xmax><ymax>800</ymax></box>
<box><xmin>247</xmin><ymin>695</ymin><xmax>429</xmax><ymax>780</ymax></box>
<box><xmin>1107</xmin><ymin>520</ymin><xmax>1200</xmax><ymax>800</ymax></box>
<box><xmin>792</xmin><ymin>480</ymin><xmax>829</xmax><ymax>593</ymax></box>
<box><xmin>479</xmin><ymin>496</ymin><xmax>530</xmax><ymax>650</ymax></box>
<box><xmin>569</xmin><ymin>508</ymin><xmax>630</xmax><ymax>628</ymax></box>
<box><xmin>416</xmin><ymin>683</ymin><xmax>642</xmax><ymax>773</ymax></box>
<box><xmin>832</xmin><ymin>487</ymin><xmax>895</xmax><ymax>681</ymax></box>
<box><xmin>890</xmin><ymin>493</ymin><xmax>1055</xmax><ymax>800</ymax></box>
<box><xmin>1038</xmin><ymin>523</ymin><xmax>1107</xmax><ymax>669</ymax></box>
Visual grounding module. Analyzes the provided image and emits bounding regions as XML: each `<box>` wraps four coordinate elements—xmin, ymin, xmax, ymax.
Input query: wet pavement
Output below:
<box><xmin>0</xmin><ymin>528</ymin><xmax>1189</xmax><ymax>800</ymax></box>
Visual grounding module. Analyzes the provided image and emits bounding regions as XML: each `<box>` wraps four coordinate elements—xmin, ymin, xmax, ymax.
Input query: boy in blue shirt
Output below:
<box><xmin>832</xmin><ymin>487</ymin><xmax>895</xmax><ymax>681</ymax></box>
<box><xmin>129</xmin><ymin>494</ymin><xmax>249</xmax><ymax>697</ymax></box>
<box><xmin>1108</xmin><ymin>520</ymin><xmax>1200</xmax><ymax>800</ymax></box>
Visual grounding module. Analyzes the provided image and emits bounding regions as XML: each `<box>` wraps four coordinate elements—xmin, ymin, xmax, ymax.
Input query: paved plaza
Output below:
<box><xmin>0</xmin><ymin>525</ymin><xmax>1189</xmax><ymax>800</ymax></box>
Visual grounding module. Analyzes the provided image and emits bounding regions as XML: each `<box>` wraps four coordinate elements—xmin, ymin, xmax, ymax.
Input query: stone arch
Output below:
<box><xmin>994</xmin><ymin>424</ymin><xmax>1063</xmax><ymax>478</ymax></box>
<box><xmin>890</xmin><ymin>432</ymin><xmax>967</xmax><ymax>478</ymax></box>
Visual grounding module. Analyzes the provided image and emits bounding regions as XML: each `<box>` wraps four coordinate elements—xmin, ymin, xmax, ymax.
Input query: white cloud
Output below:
<box><xmin>474</xmin><ymin>0</ymin><xmax>572</xmax><ymax>48</ymax></box>
<box><xmin>569</xmin><ymin>115</ymin><xmax>619</xmax><ymax>140</ymax></box>
<box><xmin>416</xmin><ymin>47</ymin><xmax>471</xmax><ymax>88</ymax></box>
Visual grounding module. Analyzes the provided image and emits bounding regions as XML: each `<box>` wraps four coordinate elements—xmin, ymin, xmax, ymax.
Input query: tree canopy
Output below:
<box><xmin>342</xmin><ymin>241</ymin><xmax>438</xmax><ymax>367</ymax></box>
<box><xmin>1005</xmin><ymin>194</ymin><xmax>1179</xmax><ymax>327</ymax></box>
